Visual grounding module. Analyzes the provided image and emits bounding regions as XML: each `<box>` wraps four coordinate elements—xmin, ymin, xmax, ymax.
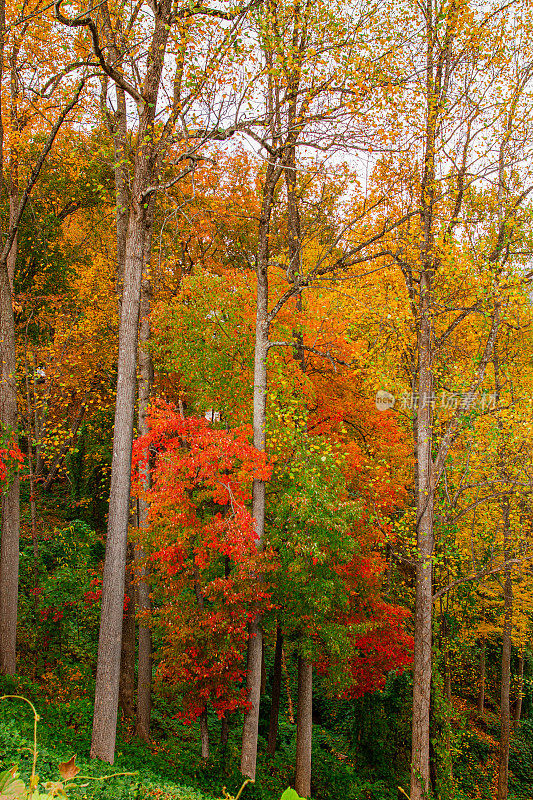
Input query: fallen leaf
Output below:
<box><xmin>58</xmin><ymin>755</ymin><xmax>79</xmax><ymax>781</ymax></box>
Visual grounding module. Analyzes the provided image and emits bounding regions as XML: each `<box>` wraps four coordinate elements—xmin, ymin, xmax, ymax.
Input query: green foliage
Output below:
<box><xmin>0</xmin><ymin>694</ymin><xmax>213</xmax><ymax>800</ymax></box>
<box><xmin>17</xmin><ymin>521</ymin><xmax>102</xmax><ymax>674</ymax></box>
<box><xmin>509</xmin><ymin>719</ymin><xmax>533</xmax><ymax>798</ymax></box>
<box><xmin>152</xmin><ymin>271</ymin><xmax>254</xmax><ymax>425</ymax></box>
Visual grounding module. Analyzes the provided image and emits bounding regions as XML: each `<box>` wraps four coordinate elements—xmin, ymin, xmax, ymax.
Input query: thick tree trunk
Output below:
<box><xmin>241</xmin><ymin>618</ymin><xmax>264</xmax><ymax>776</ymax></box>
<box><xmin>514</xmin><ymin>651</ymin><xmax>524</xmax><ymax>727</ymax></box>
<box><xmin>478</xmin><ymin>644</ymin><xmax>486</xmax><ymax>716</ymax></box>
<box><xmin>90</xmin><ymin>12</ymin><xmax>170</xmax><ymax>759</ymax></box>
<box><xmin>0</xmin><ymin>128</ymin><xmax>20</xmax><ymax>674</ymax></box>
<box><xmin>267</xmin><ymin>625</ymin><xmax>283</xmax><ymax>757</ymax></box>
<box><xmin>261</xmin><ymin>642</ymin><xmax>267</xmax><ymax>696</ymax></box>
<box><xmin>0</xmin><ymin>260</ymin><xmax>20</xmax><ymax>676</ymax></box>
<box><xmin>90</xmin><ymin>204</ymin><xmax>148</xmax><ymax>762</ymax></box>
<box><xmin>498</xmin><ymin>520</ymin><xmax>513</xmax><ymax>800</ymax></box>
<box><xmin>119</xmin><ymin>554</ymin><xmax>136</xmax><ymax>719</ymax></box>
<box><xmin>200</xmin><ymin>708</ymin><xmax>210</xmax><ymax>760</ymax></box>
<box><xmin>295</xmin><ymin>656</ymin><xmax>312</xmax><ymax>798</ymax></box>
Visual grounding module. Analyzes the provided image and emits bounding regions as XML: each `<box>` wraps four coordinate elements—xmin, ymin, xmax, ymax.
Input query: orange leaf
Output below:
<box><xmin>58</xmin><ymin>755</ymin><xmax>80</xmax><ymax>781</ymax></box>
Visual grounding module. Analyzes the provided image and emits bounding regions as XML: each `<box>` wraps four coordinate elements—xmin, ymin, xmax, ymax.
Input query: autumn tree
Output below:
<box><xmin>131</xmin><ymin>402</ymin><xmax>272</xmax><ymax>757</ymax></box>
<box><xmin>53</xmin><ymin>0</ymin><xmax>265</xmax><ymax>761</ymax></box>
<box><xmin>363</xmin><ymin>2</ymin><xmax>533</xmax><ymax>795</ymax></box>
<box><xmin>0</xmin><ymin>0</ymin><xmax>89</xmax><ymax>675</ymax></box>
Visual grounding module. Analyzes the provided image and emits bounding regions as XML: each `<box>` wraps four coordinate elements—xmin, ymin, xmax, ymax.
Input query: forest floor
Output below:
<box><xmin>2</xmin><ymin>674</ymin><xmax>533</xmax><ymax>800</ymax></box>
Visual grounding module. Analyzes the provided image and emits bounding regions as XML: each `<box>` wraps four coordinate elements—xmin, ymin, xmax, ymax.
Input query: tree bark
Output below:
<box><xmin>220</xmin><ymin>715</ymin><xmax>230</xmax><ymax>748</ymax></box>
<box><xmin>90</xmin><ymin>199</ymin><xmax>149</xmax><ymax>761</ymax></box>
<box><xmin>24</xmin><ymin>335</ymin><xmax>39</xmax><ymax>574</ymax></box>
<box><xmin>0</xmin><ymin>80</ymin><xmax>84</xmax><ymax>675</ymax></box>
<box><xmin>498</xmin><ymin>510</ymin><xmax>513</xmax><ymax>800</ymax></box>
<box><xmin>478</xmin><ymin>644</ymin><xmax>486</xmax><ymax>716</ymax></box>
<box><xmin>410</xmin><ymin>261</ymin><xmax>434</xmax><ymax>800</ymax></box>
<box><xmin>135</xmin><ymin>277</ymin><xmax>153</xmax><ymax>743</ymax></box>
<box><xmin>444</xmin><ymin>652</ymin><xmax>452</xmax><ymax>704</ymax></box>
<box><xmin>90</xmin><ymin>7</ymin><xmax>171</xmax><ymax>762</ymax></box>
<box><xmin>119</xmin><ymin>554</ymin><xmax>135</xmax><ymax>719</ymax></box>
<box><xmin>0</xmin><ymin>262</ymin><xmax>19</xmax><ymax>675</ymax></box>
<box><xmin>240</xmin><ymin>157</ymin><xmax>282</xmax><ymax>779</ymax></box>
<box><xmin>0</xmin><ymin>60</ymin><xmax>20</xmax><ymax>672</ymax></box>
<box><xmin>261</xmin><ymin>642</ymin><xmax>267</xmax><ymax>696</ymax></box>
<box><xmin>295</xmin><ymin>656</ymin><xmax>312</xmax><ymax>798</ymax></box>
<box><xmin>200</xmin><ymin>708</ymin><xmax>210</xmax><ymax>760</ymax></box>
<box><xmin>267</xmin><ymin>625</ymin><xmax>283</xmax><ymax>757</ymax></box>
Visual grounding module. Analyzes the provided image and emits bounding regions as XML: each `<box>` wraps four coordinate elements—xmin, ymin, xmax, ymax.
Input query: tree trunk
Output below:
<box><xmin>514</xmin><ymin>650</ymin><xmax>524</xmax><ymax>727</ymax></box>
<box><xmin>220</xmin><ymin>715</ymin><xmax>230</xmax><ymax>748</ymax></box>
<box><xmin>498</xmin><ymin>516</ymin><xmax>513</xmax><ymax>800</ymax></box>
<box><xmin>119</xmin><ymin>555</ymin><xmax>135</xmax><ymax>719</ymax></box>
<box><xmin>0</xmin><ymin>119</ymin><xmax>20</xmax><ymax>674</ymax></box>
<box><xmin>295</xmin><ymin>656</ymin><xmax>312</xmax><ymax>798</ymax></box>
<box><xmin>135</xmin><ymin>267</ymin><xmax>153</xmax><ymax>744</ymax></box>
<box><xmin>0</xmin><ymin>260</ymin><xmax>20</xmax><ymax>676</ymax></box>
<box><xmin>444</xmin><ymin>652</ymin><xmax>452</xmax><ymax>704</ymax></box>
<box><xmin>24</xmin><ymin>337</ymin><xmax>39</xmax><ymax>574</ymax></box>
<box><xmin>261</xmin><ymin>641</ymin><xmax>267</xmax><ymax>696</ymax></box>
<box><xmin>240</xmin><ymin>158</ymin><xmax>281</xmax><ymax>779</ymax></box>
<box><xmin>90</xmin><ymin>202</ymin><xmax>149</xmax><ymax>762</ymax></box>
<box><xmin>267</xmin><ymin>625</ymin><xmax>283</xmax><ymax>757</ymax></box>
<box><xmin>241</xmin><ymin>618</ymin><xmax>264</xmax><ymax>776</ymax></box>
<box><xmin>478</xmin><ymin>644</ymin><xmax>486</xmax><ymax>716</ymax></box>
<box><xmin>410</xmin><ymin>262</ymin><xmax>435</xmax><ymax>800</ymax></box>
<box><xmin>0</xmin><ymin>52</ymin><xmax>84</xmax><ymax>677</ymax></box>
<box><xmin>200</xmin><ymin>708</ymin><xmax>210</xmax><ymax>760</ymax></box>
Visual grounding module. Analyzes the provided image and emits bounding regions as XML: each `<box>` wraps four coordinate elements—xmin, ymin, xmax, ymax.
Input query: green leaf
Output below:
<box><xmin>281</xmin><ymin>790</ymin><xmax>305</xmax><ymax>800</ymax></box>
<box><xmin>0</xmin><ymin>768</ymin><xmax>26</xmax><ymax>799</ymax></box>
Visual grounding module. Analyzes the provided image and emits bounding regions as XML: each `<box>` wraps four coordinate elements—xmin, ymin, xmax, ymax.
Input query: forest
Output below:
<box><xmin>0</xmin><ymin>0</ymin><xmax>533</xmax><ymax>798</ymax></box>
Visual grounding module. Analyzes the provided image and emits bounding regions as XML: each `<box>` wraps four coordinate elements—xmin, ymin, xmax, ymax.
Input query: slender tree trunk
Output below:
<box><xmin>294</xmin><ymin>656</ymin><xmax>312</xmax><ymax>798</ymax></box>
<box><xmin>478</xmin><ymin>644</ymin><xmax>486</xmax><ymax>716</ymax></box>
<box><xmin>220</xmin><ymin>715</ymin><xmax>230</xmax><ymax>748</ymax></box>
<box><xmin>0</xmin><ymin>42</ymin><xmax>83</xmax><ymax>677</ymax></box>
<box><xmin>119</xmin><ymin>553</ymin><xmax>136</xmax><ymax>719</ymax></box>
<box><xmin>498</xmin><ymin>512</ymin><xmax>513</xmax><ymax>800</ymax></box>
<box><xmin>24</xmin><ymin>337</ymin><xmax>39</xmax><ymax>572</ymax></box>
<box><xmin>267</xmin><ymin>625</ymin><xmax>283</xmax><ymax>757</ymax></box>
<box><xmin>444</xmin><ymin>652</ymin><xmax>452</xmax><ymax>703</ymax></box>
<box><xmin>283</xmin><ymin>646</ymin><xmax>295</xmax><ymax>723</ymax></box>
<box><xmin>241</xmin><ymin>159</ymin><xmax>281</xmax><ymax>779</ymax></box>
<box><xmin>408</xmin><ymin>5</ymin><xmax>440</xmax><ymax>790</ymax></box>
<box><xmin>200</xmin><ymin>708</ymin><xmax>210</xmax><ymax>760</ymax></box>
<box><xmin>410</xmin><ymin>262</ymin><xmax>435</xmax><ymax>800</ymax></box>
<box><xmin>514</xmin><ymin>650</ymin><xmax>524</xmax><ymax>727</ymax></box>
<box><xmin>135</xmin><ymin>277</ymin><xmax>153</xmax><ymax>742</ymax></box>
